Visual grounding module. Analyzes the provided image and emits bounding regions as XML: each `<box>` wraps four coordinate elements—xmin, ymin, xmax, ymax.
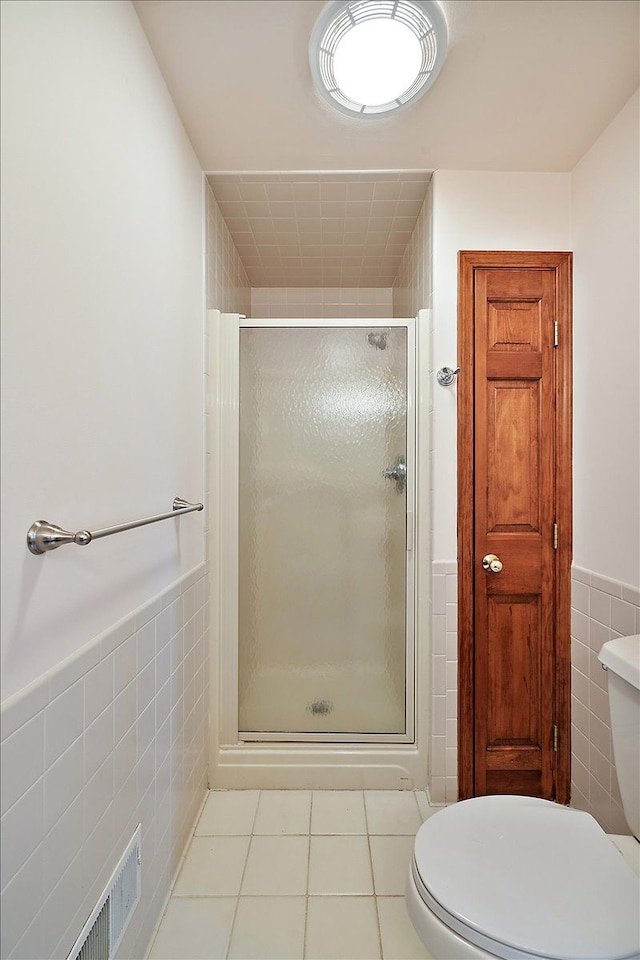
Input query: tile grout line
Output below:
<box><xmin>364</xmin><ymin>791</ymin><xmax>385</xmax><ymax>960</ymax></box>
<box><xmin>224</xmin><ymin>790</ymin><xmax>261</xmax><ymax>959</ymax></box>
<box><xmin>302</xmin><ymin>792</ymin><xmax>314</xmax><ymax>960</ymax></box>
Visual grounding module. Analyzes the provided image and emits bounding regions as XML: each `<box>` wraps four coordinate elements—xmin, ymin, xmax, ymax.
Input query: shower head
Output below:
<box><xmin>367</xmin><ymin>331</ymin><xmax>387</xmax><ymax>350</ymax></box>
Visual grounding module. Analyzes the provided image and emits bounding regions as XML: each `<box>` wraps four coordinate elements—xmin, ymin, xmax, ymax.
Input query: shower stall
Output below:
<box><xmin>209</xmin><ymin>312</ymin><xmax>430</xmax><ymax>788</ymax></box>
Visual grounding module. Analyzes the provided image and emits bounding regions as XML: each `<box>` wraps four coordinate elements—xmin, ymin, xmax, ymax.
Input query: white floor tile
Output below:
<box><xmin>311</xmin><ymin>790</ymin><xmax>367</xmax><ymax>834</ymax></box>
<box><xmin>309</xmin><ymin>835</ymin><xmax>373</xmax><ymax>895</ymax></box>
<box><xmin>305</xmin><ymin>896</ymin><xmax>381</xmax><ymax>959</ymax></box>
<box><xmin>173</xmin><ymin>836</ymin><xmax>250</xmax><ymax>896</ymax></box>
<box><xmin>241</xmin><ymin>835</ymin><xmax>309</xmax><ymax>895</ymax></box>
<box><xmin>365</xmin><ymin>791</ymin><xmax>422</xmax><ymax>835</ymax></box>
<box><xmin>228</xmin><ymin>897</ymin><xmax>306</xmax><ymax>959</ymax></box>
<box><xmin>415</xmin><ymin>792</ymin><xmax>441</xmax><ymax>822</ymax></box>
<box><xmin>147</xmin><ymin>789</ymin><xmax>439</xmax><ymax>960</ymax></box>
<box><xmin>377</xmin><ymin>896</ymin><xmax>432</xmax><ymax>959</ymax></box>
<box><xmin>196</xmin><ymin>790</ymin><xmax>259</xmax><ymax>836</ymax></box>
<box><xmin>610</xmin><ymin>834</ymin><xmax>640</xmax><ymax>875</ymax></box>
<box><xmin>370</xmin><ymin>835</ymin><xmax>416</xmax><ymax>895</ymax></box>
<box><xmin>148</xmin><ymin>897</ymin><xmax>236</xmax><ymax>959</ymax></box>
<box><xmin>253</xmin><ymin>790</ymin><xmax>312</xmax><ymax>835</ymax></box>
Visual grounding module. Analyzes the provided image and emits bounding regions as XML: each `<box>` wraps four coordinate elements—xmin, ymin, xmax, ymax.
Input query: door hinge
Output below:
<box><xmin>553</xmin><ymin>321</ymin><xmax>559</xmax><ymax>347</ymax></box>
<box><xmin>553</xmin><ymin>724</ymin><xmax>559</xmax><ymax>752</ymax></box>
<box><xmin>553</xmin><ymin>522</ymin><xmax>559</xmax><ymax>549</ymax></box>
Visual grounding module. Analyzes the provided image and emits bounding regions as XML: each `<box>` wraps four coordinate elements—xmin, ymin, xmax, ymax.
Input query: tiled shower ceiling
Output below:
<box><xmin>206</xmin><ymin>172</ymin><xmax>431</xmax><ymax>287</ymax></box>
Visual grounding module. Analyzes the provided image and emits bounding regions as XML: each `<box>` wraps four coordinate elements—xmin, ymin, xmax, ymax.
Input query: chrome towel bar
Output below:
<box><xmin>27</xmin><ymin>497</ymin><xmax>203</xmax><ymax>555</ymax></box>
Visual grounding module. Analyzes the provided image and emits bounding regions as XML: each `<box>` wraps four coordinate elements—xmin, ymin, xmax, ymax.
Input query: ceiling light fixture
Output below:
<box><xmin>309</xmin><ymin>0</ymin><xmax>448</xmax><ymax>118</ymax></box>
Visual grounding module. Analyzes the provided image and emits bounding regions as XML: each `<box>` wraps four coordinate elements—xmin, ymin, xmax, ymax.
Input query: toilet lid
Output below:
<box><xmin>413</xmin><ymin>796</ymin><xmax>640</xmax><ymax>960</ymax></box>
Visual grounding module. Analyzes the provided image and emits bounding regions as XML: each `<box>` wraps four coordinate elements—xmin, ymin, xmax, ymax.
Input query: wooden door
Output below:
<box><xmin>458</xmin><ymin>251</ymin><xmax>572</xmax><ymax>803</ymax></box>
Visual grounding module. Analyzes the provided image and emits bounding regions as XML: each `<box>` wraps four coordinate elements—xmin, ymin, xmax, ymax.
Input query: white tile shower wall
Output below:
<box><xmin>204</xmin><ymin>182</ymin><xmax>251</xmax><ymax>558</ymax></box>
<box><xmin>0</xmin><ymin>566</ymin><xmax>209</xmax><ymax>960</ymax></box>
<box><xmin>430</xmin><ymin>561</ymin><xmax>458</xmax><ymax>805</ymax></box>
<box><xmin>392</xmin><ymin>181</ymin><xmax>437</xmax><ymax>802</ymax></box>
<box><xmin>206</xmin><ymin>184</ymin><xmax>251</xmax><ymax>316</ymax></box>
<box><xmin>570</xmin><ymin>566</ymin><xmax>640</xmax><ymax>835</ymax></box>
<box><xmin>392</xmin><ymin>179</ymin><xmax>433</xmax><ymax>319</ymax></box>
<box><xmin>251</xmin><ymin>287</ymin><xmax>393</xmax><ymax>319</ymax></box>
<box><xmin>204</xmin><ymin>186</ymin><xmax>252</xmax><ymax>589</ymax></box>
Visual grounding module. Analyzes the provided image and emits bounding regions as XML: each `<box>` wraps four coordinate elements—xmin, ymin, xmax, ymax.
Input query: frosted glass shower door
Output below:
<box><xmin>238</xmin><ymin>324</ymin><xmax>411</xmax><ymax>736</ymax></box>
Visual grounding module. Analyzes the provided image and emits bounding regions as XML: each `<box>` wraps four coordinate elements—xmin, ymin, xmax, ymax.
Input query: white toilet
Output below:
<box><xmin>407</xmin><ymin>635</ymin><xmax>640</xmax><ymax>960</ymax></box>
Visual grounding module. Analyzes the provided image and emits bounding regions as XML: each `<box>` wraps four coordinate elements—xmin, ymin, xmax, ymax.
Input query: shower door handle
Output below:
<box><xmin>384</xmin><ymin>455</ymin><xmax>406</xmax><ymax>494</ymax></box>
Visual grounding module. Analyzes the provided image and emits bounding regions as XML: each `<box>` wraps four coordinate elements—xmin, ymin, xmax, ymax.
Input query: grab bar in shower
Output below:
<box><xmin>27</xmin><ymin>497</ymin><xmax>203</xmax><ymax>555</ymax></box>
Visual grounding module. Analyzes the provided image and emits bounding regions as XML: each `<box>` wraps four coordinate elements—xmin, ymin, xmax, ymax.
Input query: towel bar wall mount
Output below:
<box><xmin>27</xmin><ymin>497</ymin><xmax>203</xmax><ymax>555</ymax></box>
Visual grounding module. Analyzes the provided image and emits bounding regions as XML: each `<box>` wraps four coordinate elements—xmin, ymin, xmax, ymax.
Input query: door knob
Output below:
<box><xmin>482</xmin><ymin>554</ymin><xmax>503</xmax><ymax>573</ymax></box>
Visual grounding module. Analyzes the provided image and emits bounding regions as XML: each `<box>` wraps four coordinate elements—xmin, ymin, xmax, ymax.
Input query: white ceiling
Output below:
<box><xmin>206</xmin><ymin>171</ymin><xmax>430</xmax><ymax>286</ymax></box>
<box><xmin>134</xmin><ymin>0</ymin><xmax>639</xmax><ymax>174</ymax></box>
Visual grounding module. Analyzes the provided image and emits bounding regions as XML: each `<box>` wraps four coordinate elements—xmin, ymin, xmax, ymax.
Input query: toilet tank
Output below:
<box><xmin>598</xmin><ymin>635</ymin><xmax>640</xmax><ymax>840</ymax></box>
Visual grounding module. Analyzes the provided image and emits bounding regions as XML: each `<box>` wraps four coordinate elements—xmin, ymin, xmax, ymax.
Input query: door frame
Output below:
<box><xmin>457</xmin><ymin>251</ymin><xmax>573</xmax><ymax>803</ymax></box>
<box><xmin>207</xmin><ymin>311</ymin><xmax>433</xmax><ymax>789</ymax></box>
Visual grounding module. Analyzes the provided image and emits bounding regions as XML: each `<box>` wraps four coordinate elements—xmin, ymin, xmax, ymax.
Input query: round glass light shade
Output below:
<box><xmin>309</xmin><ymin>0</ymin><xmax>448</xmax><ymax>118</ymax></box>
<box><xmin>333</xmin><ymin>19</ymin><xmax>423</xmax><ymax>107</ymax></box>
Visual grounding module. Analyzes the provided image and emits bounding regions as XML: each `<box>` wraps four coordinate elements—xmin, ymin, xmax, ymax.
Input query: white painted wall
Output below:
<box><xmin>430</xmin><ymin>171</ymin><xmax>572</xmax><ymax>560</ymax></box>
<box><xmin>0</xmin><ymin>0</ymin><xmax>205</xmax><ymax>700</ymax></box>
<box><xmin>572</xmin><ymin>91</ymin><xmax>640</xmax><ymax>588</ymax></box>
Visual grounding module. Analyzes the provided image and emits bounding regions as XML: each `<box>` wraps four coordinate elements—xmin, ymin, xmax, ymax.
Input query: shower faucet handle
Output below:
<box><xmin>383</xmin><ymin>455</ymin><xmax>407</xmax><ymax>494</ymax></box>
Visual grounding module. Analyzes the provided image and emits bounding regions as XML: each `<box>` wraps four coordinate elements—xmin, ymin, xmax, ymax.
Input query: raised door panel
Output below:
<box><xmin>487</xmin><ymin>595</ymin><xmax>542</xmax><ymax>746</ymax></box>
<box><xmin>487</xmin><ymin>382</ymin><xmax>541</xmax><ymax>534</ymax></box>
<box><xmin>487</xmin><ymin>299</ymin><xmax>542</xmax><ymax>353</ymax></box>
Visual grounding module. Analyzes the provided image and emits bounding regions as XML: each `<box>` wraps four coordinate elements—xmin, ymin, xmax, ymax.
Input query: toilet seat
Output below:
<box><xmin>412</xmin><ymin>795</ymin><xmax>640</xmax><ymax>960</ymax></box>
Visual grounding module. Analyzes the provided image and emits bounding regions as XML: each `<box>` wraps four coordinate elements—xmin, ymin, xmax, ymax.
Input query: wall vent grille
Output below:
<box><xmin>67</xmin><ymin>825</ymin><xmax>141</xmax><ymax>960</ymax></box>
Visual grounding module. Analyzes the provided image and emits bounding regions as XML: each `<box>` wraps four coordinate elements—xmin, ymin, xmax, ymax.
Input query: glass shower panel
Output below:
<box><xmin>238</xmin><ymin>326</ymin><xmax>407</xmax><ymax>735</ymax></box>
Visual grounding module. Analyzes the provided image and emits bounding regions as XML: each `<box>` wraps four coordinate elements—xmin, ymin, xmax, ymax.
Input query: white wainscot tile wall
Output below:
<box><xmin>430</xmin><ymin>561</ymin><xmax>458</xmax><ymax>805</ymax></box>
<box><xmin>0</xmin><ymin>566</ymin><xmax>210</xmax><ymax>960</ymax></box>
<box><xmin>570</xmin><ymin>566</ymin><xmax>640</xmax><ymax>834</ymax></box>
